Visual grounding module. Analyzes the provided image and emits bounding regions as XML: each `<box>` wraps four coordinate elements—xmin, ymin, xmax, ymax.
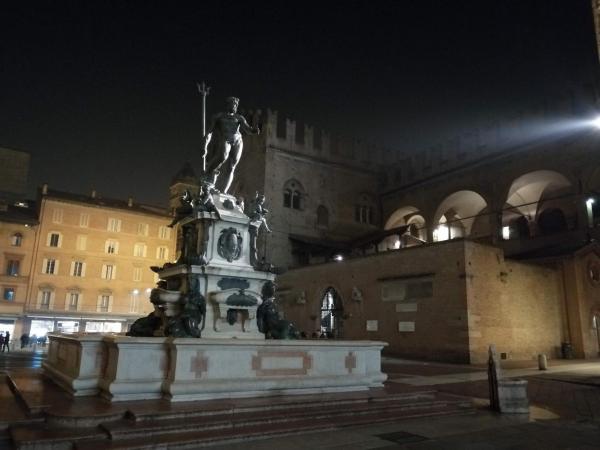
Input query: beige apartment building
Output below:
<box><xmin>0</xmin><ymin>185</ymin><xmax>176</xmax><ymax>340</ymax></box>
<box><xmin>0</xmin><ymin>201</ymin><xmax>38</xmax><ymax>338</ymax></box>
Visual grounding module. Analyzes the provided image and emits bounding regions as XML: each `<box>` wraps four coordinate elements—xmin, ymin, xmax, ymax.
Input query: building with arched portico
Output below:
<box><xmin>278</xmin><ymin>129</ymin><xmax>600</xmax><ymax>364</ymax></box>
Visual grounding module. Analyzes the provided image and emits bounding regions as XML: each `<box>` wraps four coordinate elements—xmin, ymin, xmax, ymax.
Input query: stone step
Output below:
<box><xmin>10</xmin><ymin>423</ymin><xmax>108</xmax><ymax>450</ymax></box>
<box><xmin>0</xmin><ymin>374</ymin><xmax>44</xmax><ymax>433</ymax></box>
<box><xmin>7</xmin><ymin>372</ymin><xmax>63</xmax><ymax>415</ymax></box>
<box><xmin>126</xmin><ymin>389</ymin><xmax>438</xmax><ymax>423</ymax></box>
<box><xmin>103</xmin><ymin>396</ymin><xmax>465</xmax><ymax>440</ymax></box>
<box><xmin>78</xmin><ymin>404</ymin><xmax>475</xmax><ymax>450</ymax></box>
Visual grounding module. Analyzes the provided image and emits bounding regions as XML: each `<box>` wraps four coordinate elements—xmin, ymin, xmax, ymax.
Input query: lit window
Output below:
<box><xmin>157</xmin><ymin>246</ymin><xmax>168</xmax><ymax>260</ymax></box>
<box><xmin>11</xmin><ymin>233</ymin><xmax>22</xmax><ymax>247</ymax></box>
<box><xmin>76</xmin><ymin>235</ymin><xmax>87</xmax><ymax>251</ymax></box>
<box><xmin>52</xmin><ymin>209</ymin><xmax>63</xmax><ymax>224</ymax></box>
<box><xmin>502</xmin><ymin>226</ymin><xmax>511</xmax><ymax>240</ymax></box>
<box><xmin>68</xmin><ymin>293</ymin><xmax>79</xmax><ymax>311</ymax></box>
<box><xmin>105</xmin><ymin>240</ymin><xmax>119</xmax><ymax>254</ymax></box>
<box><xmin>44</xmin><ymin>259</ymin><xmax>57</xmax><ymax>275</ymax></box>
<box><xmin>79</xmin><ymin>213</ymin><xmax>90</xmax><ymax>228</ymax></box>
<box><xmin>3</xmin><ymin>288</ymin><xmax>15</xmax><ymax>301</ymax></box>
<box><xmin>107</xmin><ymin>218</ymin><xmax>121</xmax><ymax>232</ymax></box>
<box><xmin>134</xmin><ymin>243</ymin><xmax>147</xmax><ymax>257</ymax></box>
<box><xmin>133</xmin><ymin>267</ymin><xmax>142</xmax><ymax>282</ymax></box>
<box><xmin>102</xmin><ymin>264</ymin><xmax>115</xmax><ymax>280</ymax></box>
<box><xmin>6</xmin><ymin>260</ymin><xmax>20</xmax><ymax>276</ymax></box>
<box><xmin>40</xmin><ymin>291</ymin><xmax>51</xmax><ymax>309</ymax></box>
<box><xmin>158</xmin><ymin>226</ymin><xmax>170</xmax><ymax>240</ymax></box>
<box><xmin>48</xmin><ymin>232</ymin><xmax>61</xmax><ymax>247</ymax></box>
<box><xmin>72</xmin><ymin>261</ymin><xmax>84</xmax><ymax>277</ymax></box>
<box><xmin>99</xmin><ymin>295</ymin><xmax>111</xmax><ymax>312</ymax></box>
<box><xmin>137</xmin><ymin>223</ymin><xmax>149</xmax><ymax>236</ymax></box>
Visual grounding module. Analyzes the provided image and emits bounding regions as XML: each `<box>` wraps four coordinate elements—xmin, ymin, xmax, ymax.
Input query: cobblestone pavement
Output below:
<box><xmin>2</xmin><ymin>352</ymin><xmax>600</xmax><ymax>449</ymax></box>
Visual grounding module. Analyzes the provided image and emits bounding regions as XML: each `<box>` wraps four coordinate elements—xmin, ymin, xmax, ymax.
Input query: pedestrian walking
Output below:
<box><xmin>0</xmin><ymin>333</ymin><xmax>5</xmax><ymax>353</ymax></box>
<box><xmin>20</xmin><ymin>333</ymin><xmax>29</xmax><ymax>349</ymax></box>
<box><xmin>3</xmin><ymin>331</ymin><xmax>10</xmax><ymax>352</ymax></box>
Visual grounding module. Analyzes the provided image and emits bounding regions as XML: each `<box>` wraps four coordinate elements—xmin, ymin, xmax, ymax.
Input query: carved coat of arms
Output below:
<box><xmin>217</xmin><ymin>227</ymin><xmax>243</xmax><ymax>262</ymax></box>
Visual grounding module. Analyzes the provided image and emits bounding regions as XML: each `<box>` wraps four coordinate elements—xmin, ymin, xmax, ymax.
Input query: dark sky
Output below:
<box><xmin>0</xmin><ymin>1</ymin><xmax>598</xmax><ymax>205</ymax></box>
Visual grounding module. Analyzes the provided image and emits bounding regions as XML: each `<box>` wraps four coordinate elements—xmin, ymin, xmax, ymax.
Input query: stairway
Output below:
<box><xmin>5</xmin><ymin>372</ymin><xmax>475</xmax><ymax>450</ymax></box>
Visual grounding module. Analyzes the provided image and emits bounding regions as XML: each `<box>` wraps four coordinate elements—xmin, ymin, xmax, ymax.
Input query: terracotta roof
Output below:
<box><xmin>42</xmin><ymin>188</ymin><xmax>170</xmax><ymax>218</ymax></box>
<box><xmin>0</xmin><ymin>203</ymin><xmax>38</xmax><ymax>225</ymax></box>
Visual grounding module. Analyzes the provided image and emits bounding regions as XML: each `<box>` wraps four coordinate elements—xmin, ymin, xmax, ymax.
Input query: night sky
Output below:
<box><xmin>0</xmin><ymin>1</ymin><xmax>598</xmax><ymax>205</ymax></box>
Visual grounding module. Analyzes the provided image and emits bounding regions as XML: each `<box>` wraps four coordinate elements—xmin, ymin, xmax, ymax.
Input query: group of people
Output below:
<box><xmin>19</xmin><ymin>333</ymin><xmax>46</xmax><ymax>348</ymax></box>
<box><xmin>0</xmin><ymin>331</ymin><xmax>10</xmax><ymax>352</ymax></box>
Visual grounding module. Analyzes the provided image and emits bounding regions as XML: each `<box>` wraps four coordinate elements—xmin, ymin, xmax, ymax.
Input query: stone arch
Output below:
<box><xmin>433</xmin><ymin>190</ymin><xmax>489</xmax><ymax>241</ymax></box>
<box><xmin>502</xmin><ymin>170</ymin><xmax>574</xmax><ymax>238</ymax></box>
<box><xmin>384</xmin><ymin>206</ymin><xmax>427</xmax><ymax>248</ymax></box>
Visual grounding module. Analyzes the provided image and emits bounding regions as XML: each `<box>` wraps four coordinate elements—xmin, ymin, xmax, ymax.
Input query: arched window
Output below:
<box><xmin>320</xmin><ymin>288</ymin><xmax>343</xmax><ymax>338</ymax></box>
<box><xmin>316</xmin><ymin>205</ymin><xmax>329</xmax><ymax>228</ymax></box>
<box><xmin>283</xmin><ymin>179</ymin><xmax>305</xmax><ymax>210</ymax></box>
<box><xmin>11</xmin><ymin>233</ymin><xmax>22</xmax><ymax>247</ymax></box>
<box><xmin>354</xmin><ymin>193</ymin><xmax>376</xmax><ymax>225</ymax></box>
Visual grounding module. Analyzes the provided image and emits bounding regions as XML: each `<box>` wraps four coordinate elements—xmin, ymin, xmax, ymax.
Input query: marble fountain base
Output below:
<box><xmin>43</xmin><ymin>334</ymin><xmax>388</xmax><ymax>402</ymax></box>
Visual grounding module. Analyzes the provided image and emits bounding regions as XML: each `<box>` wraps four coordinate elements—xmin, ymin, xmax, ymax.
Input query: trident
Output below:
<box><xmin>197</xmin><ymin>81</ymin><xmax>211</xmax><ymax>172</ymax></box>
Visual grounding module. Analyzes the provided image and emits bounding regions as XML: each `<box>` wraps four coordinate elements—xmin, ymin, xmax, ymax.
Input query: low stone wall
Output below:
<box><xmin>43</xmin><ymin>333</ymin><xmax>387</xmax><ymax>401</ymax></box>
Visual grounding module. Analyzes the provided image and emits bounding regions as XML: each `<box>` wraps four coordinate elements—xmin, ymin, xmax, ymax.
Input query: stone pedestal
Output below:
<box><xmin>42</xmin><ymin>334</ymin><xmax>105</xmax><ymax>396</ymax></box>
<box><xmin>498</xmin><ymin>379</ymin><xmax>529</xmax><ymax>414</ymax></box>
<box><xmin>152</xmin><ymin>192</ymin><xmax>275</xmax><ymax>339</ymax></box>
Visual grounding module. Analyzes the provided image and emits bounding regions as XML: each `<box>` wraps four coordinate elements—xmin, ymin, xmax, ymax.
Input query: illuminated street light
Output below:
<box><xmin>132</xmin><ymin>289</ymin><xmax>139</xmax><ymax>295</ymax></box>
<box><xmin>333</xmin><ymin>254</ymin><xmax>343</xmax><ymax>261</ymax></box>
<box><xmin>592</xmin><ymin>117</ymin><xmax>600</xmax><ymax>129</ymax></box>
<box><xmin>586</xmin><ymin>197</ymin><xmax>596</xmax><ymax>227</ymax></box>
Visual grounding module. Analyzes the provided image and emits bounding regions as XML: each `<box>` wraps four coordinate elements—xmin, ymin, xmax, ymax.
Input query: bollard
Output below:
<box><xmin>537</xmin><ymin>354</ymin><xmax>548</xmax><ymax>370</ymax></box>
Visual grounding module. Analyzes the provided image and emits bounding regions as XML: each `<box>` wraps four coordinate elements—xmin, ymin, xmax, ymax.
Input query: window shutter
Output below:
<box><xmin>112</xmin><ymin>265</ymin><xmax>117</xmax><ymax>280</ymax></box>
<box><xmin>42</xmin><ymin>258</ymin><xmax>48</xmax><ymax>274</ymax></box>
<box><xmin>64</xmin><ymin>293</ymin><xmax>70</xmax><ymax>311</ymax></box>
<box><xmin>108</xmin><ymin>295</ymin><xmax>114</xmax><ymax>312</ymax></box>
<box><xmin>54</xmin><ymin>260</ymin><xmax>60</xmax><ymax>275</ymax></box>
<box><xmin>81</xmin><ymin>262</ymin><xmax>86</xmax><ymax>278</ymax></box>
<box><xmin>97</xmin><ymin>295</ymin><xmax>102</xmax><ymax>312</ymax></box>
<box><xmin>70</xmin><ymin>261</ymin><xmax>75</xmax><ymax>276</ymax></box>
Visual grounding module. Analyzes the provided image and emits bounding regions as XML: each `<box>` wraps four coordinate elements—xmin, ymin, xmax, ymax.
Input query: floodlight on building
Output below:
<box><xmin>587</xmin><ymin>198</ymin><xmax>595</xmax><ymax>206</ymax></box>
<box><xmin>333</xmin><ymin>254</ymin><xmax>343</xmax><ymax>262</ymax></box>
<box><xmin>434</xmin><ymin>224</ymin><xmax>449</xmax><ymax>241</ymax></box>
<box><xmin>592</xmin><ymin>117</ymin><xmax>600</xmax><ymax>129</ymax></box>
<box><xmin>502</xmin><ymin>226</ymin><xmax>511</xmax><ymax>240</ymax></box>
